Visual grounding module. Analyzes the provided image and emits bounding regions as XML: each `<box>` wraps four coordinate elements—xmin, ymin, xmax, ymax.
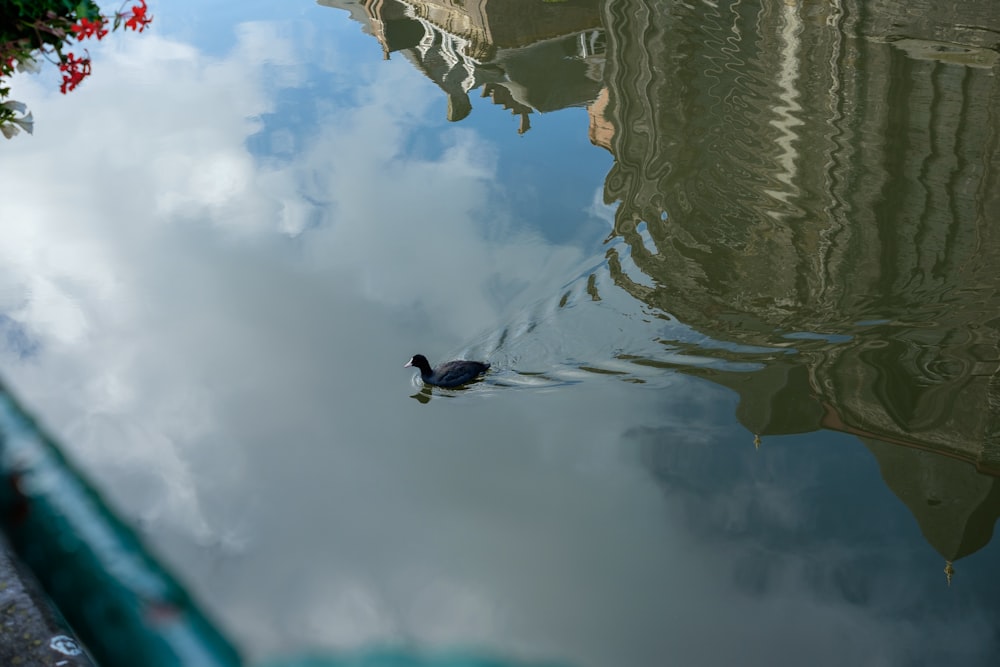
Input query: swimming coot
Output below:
<box><xmin>404</xmin><ymin>354</ymin><xmax>491</xmax><ymax>388</ymax></box>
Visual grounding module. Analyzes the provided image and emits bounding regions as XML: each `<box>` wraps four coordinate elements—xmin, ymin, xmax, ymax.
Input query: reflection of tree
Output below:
<box><xmin>594</xmin><ymin>0</ymin><xmax>1000</xmax><ymax>565</ymax></box>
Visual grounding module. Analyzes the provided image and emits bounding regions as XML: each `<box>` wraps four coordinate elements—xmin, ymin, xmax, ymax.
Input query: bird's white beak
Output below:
<box><xmin>404</xmin><ymin>359</ymin><xmax>413</xmax><ymax>368</ymax></box>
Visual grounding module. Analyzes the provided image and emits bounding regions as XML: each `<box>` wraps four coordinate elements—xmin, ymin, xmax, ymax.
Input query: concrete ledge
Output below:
<box><xmin>0</xmin><ymin>533</ymin><xmax>95</xmax><ymax>667</ymax></box>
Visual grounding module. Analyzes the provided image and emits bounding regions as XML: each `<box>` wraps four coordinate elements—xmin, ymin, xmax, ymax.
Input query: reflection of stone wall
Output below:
<box><xmin>599</xmin><ymin>0</ymin><xmax>1000</xmax><ymax>332</ymax></box>
<box><xmin>595</xmin><ymin>0</ymin><xmax>1000</xmax><ymax>471</ymax></box>
<box><xmin>601</xmin><ymin>0</ymin><xmax>999</xmax><ymax>298</ymax></box>
<box><xmin>598</xmin><ymin>0</ymin><xmax>846</xmax><ymax>328</ymax></box>
<box><xmin>860</xmin><ymin>0</ymin><xmax>1000</xmax><ymax>65</ymax></box>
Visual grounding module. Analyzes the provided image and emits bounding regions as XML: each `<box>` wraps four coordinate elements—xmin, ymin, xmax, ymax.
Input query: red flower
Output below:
<box><xmin>58</xmin><ymin>52</ymin><xmax>92</xmax><ymax>94</ymax></box>
<box><xmin>124</xmin><ymin>1</ymin><xmax>153</xmax><ymax>33</ymax></box>
<box><xmin>71</xmin><ymin>17</ymin><xmax>109</xmax><ymax>41</ymax></box>
<box><xmin>3</xmin><ymin>3</ymin><xmax>154</xmax><ymax>103</ymax></box>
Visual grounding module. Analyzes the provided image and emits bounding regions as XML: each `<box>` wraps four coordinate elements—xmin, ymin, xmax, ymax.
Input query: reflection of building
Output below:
<box><xmin>589</xmin><ymin>0</ymin><xmax>1000</xmax><ymax>566</ymax></box>
<box><xmin>591</xmin><ymin>0</ymin><xmax>1000</xmax><ymax>459</ymax></box>
<box><xmin>319</xmin><ymin>0</ymin><xmax>1000</xmax><ymax>567</ymax></box>
<box><xmin>863</xmin><ymin>438</ymin><xmax>1000</xmax><ymax>584</ymax></box>
<box><xmin>319</xmin><ymin>0</ymin><xmax>605</xmax><ymax>131</ymax></box>
<box><xmin>700</xmin><ymin>358</ymin><xmax>1000</xmax><ymax>581</ymax></box>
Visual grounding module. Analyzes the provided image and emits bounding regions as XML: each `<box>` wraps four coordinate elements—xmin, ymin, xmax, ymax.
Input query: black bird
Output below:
<box><xmin>404</xmin><ymin>354</ymin><xmax>490</xmax><ymax>388</ymax></box>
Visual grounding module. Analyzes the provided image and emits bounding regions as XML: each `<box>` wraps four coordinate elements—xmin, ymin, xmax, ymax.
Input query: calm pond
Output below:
<box><xmin>1</xmin><ymin>0</ymin><xmax>999</xmax><ymax>665</ymax></box>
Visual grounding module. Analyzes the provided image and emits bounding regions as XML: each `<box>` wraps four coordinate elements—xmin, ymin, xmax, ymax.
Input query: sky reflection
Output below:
<box><xmin>0</xmin><ymin>3</ymin><xmax>997</xmax><ymax>666</ymax></box>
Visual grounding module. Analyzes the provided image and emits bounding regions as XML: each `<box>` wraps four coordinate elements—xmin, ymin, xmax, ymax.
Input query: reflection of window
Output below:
<box><xmin>577</xmin><ymin>30</ymin><xmax>606</xmax><ymax>58</ymax></box>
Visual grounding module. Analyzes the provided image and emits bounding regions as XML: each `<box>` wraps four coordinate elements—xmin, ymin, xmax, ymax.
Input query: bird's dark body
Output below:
<box><xmin>405</xmin><ymin>354</ymin><xmax>490</xmax><ymax>388</ymax></box>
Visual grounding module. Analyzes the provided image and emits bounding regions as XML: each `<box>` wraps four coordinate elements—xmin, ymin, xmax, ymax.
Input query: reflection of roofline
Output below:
<box><xmin>685</xmin><ymin>357</ymin><xmax>1000</xmax><ymax>478</ymax></box>
<box><xmin>819</xmin><ymin>401</ymin><xmax>1000</xmax><ymax>477</ymax></box>
<box><xmin>393</xmin><ymin>0</ymin><xmax>603</xmax><ymax>52</ymax></box>
<box><xmin>326</xmin><ymin>0</ymin><xmax>606</xmax><ymax>125</ymax></box>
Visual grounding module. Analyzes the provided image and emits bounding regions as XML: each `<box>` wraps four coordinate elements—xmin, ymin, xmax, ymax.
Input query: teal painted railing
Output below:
<box><xmin>0</xmin><ymin>380</ymin><xmax>566</xmax><ymax>667</ymax></box>
<box><xmin>0</xmin><ymin>380</ymin><xmax>242</xmax><ymax>667</ymax></box>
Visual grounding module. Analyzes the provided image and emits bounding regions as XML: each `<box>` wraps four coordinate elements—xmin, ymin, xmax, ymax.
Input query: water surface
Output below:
<box><xmin>1</xmin><ymin>1</ymin><xmax>998</xmax><ymax>665</ymax></box>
